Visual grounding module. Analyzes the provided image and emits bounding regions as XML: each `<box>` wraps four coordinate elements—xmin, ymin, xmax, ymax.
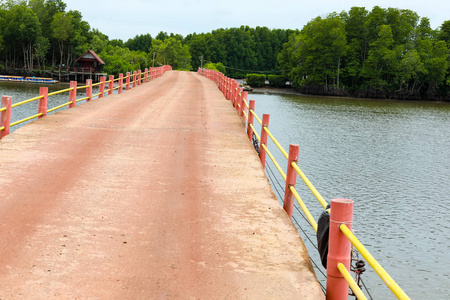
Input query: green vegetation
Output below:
<box><xmin>185</xmin><ymin>27</ymin><xmax>294</xmax><ymax>78</ymax></box>
<box><xmin>204</xmin><ymin>62</ymin><xmax>226</xmax><ymax>74</ymax></box>
<box><xmin>245</xmin><ymin>74</ymin><xmax>266</xmax><ymax>87</ymax></box>
<box><xmin>1</xmin><ymin>2</ymin><xmax>450</xmax><ymax>100</ymax></box>
<box><xmin>268</xmin><ymin>75</ymin><xmax>287</xmax><ymax>87</ymax></box>
<box><xmin>278</xmin><ymin>7</ymin><xmax>450</xmax><ymax>99</ymax></box>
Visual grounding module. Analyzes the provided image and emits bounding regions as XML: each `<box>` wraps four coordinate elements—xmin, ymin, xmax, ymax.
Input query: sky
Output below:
<box><xmin>62</xmin><ymin>0</ymin><xmax>450</xmax><ymax>41</ymax></box>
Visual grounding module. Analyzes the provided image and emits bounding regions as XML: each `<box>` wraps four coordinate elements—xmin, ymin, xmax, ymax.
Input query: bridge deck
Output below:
<box><xmin>0</xmin><ymin>71</ymin><xmax>323</xmax><ymax>299</ymax></box>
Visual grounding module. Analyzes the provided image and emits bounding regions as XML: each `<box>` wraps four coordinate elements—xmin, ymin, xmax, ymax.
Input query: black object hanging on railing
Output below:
<box><xmin>317</xmin><ymin>204</ymin><xmax>331</xmax><ymax>268</ymax></box>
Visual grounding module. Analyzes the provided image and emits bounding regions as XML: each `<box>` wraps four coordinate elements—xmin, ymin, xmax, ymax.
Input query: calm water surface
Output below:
<box><xmin>1</xmin><ymin>82</ymin><xmax>448</xmax><ymax>298</ymax></box>
<box><xmin>0</xmin><ymin>81</ymin><xmax>111</xmax><ymax>132</ymax></box>
<box><xmin>249</xmin><ymin>91</ymin><xmax>450</xmax><ymax>299</ymax></box>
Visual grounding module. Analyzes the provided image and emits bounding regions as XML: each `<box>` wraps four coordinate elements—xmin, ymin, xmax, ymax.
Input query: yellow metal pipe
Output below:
<box><xmin>249</xmin><ymin>109</ymin><xmax>262</xmax><ymax>125</ymax></box>
<box><xmin>337</xmin><ymin>263</ymin><xmax>368</xmax><ymax>300</ymax></box>
<box><xmin>289</xmin><ymin>186</ymin><xmax>318</xmax><ymax>232</ymax></box>
<box><xmin>291</xmin><ymin>162</ymin><xmax>328</xmax><ymax>209</ymax></box>
<box><xmin>91</xmin><ymin>82</ymin><xmax>102</xmax><ymax>87</ymax></box>
<box><xmin>48</xmin><ymin>87</ymin><xmax>73</xmax><ymax>97</ymax></box>
<box><xmin>248</xmin><ymin>123</ymin><xmax>260</xmax><ymax>142</ymax></box>
<box><xmin>339</xmin><ymin>224</ymin><xmax>411</xmax><ymax>300</ymax></box>
<box><xmin>263</xmin><ymin>127</ymin><xmax>288</xmax><ymax>159</ymax></box>
<box><xmin>242</xmin><ymin>97</ymin><xmax>249</xmax><ymax>109</ymax></box>
<box><xmin>47</xmin><ymin>102</ymin><xmax>72</xmax><ymax>113</ymax></box>
<box><xmin>0</xmin><ymin>107</ymin><xmax>6</xmax><ymax>112</ymax></box>
<box><xmin>76</xmin><ymin>97</ymin><xmax>90</xmax><ymax>103</ymax></box>
<box><xmin>11</xmin><ymin>95</ymin><xmax>44</xmax><ymax>108</ymax></box>
<box><xmin>77</xmin><ymin>85</ymin><xmax>89</xmax><ymax>90</ymax></box>
<box><xmin>10</xmin><ymin>113</ymin><xmax>43</xmax><ymax>127</ymax></box>
<box><xmin>242</xmin><ymin>109</ymin><xmax>248</xmax><ymax>121</ymax></box>
<box><xmin>261</xmin><ymin>144</ymin><xmax>286</xmax><ymax>181</ymax></box>
<box><xmin>92</xmin><ymin>93</ymin><xmax>101</xmax><ymax>98</ymax></box>
<box><xmin>0</xmin><ymin>126</ymin><xmax>5</xmax><ymax>131</ymax></box>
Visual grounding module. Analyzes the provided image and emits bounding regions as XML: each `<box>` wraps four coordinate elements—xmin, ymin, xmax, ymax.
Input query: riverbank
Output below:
<box><xmin>250</xmin><ymin>85</ymin><xmax>450</xmax><ymax>103</ymax></box>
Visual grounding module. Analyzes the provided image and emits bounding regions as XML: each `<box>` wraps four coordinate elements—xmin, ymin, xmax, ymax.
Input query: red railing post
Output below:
<box><xmin>137</xmin><ymin>70</ymin><xmax>142</xmax><ymax>85</ymax></box>
<box><xmin>69</xmin><ymin>81</ymin><xmax>77</xmax><ymax>108</ymax></box>
<box><xmin>99</xmin><ymin>77</ymin><xmax>106</xmax><ymax>98</ymax></box>
<box><xmin>1</xmin><ymin>96</ymin><xmax>12</xmax><ymax>139</ymax></box>
<box><xmin>237</xmin><ymin>88</ymin><xmax>242</xmax><ymax>115</ymax></box>
<box><xmin>38</xmin><ymin>87</ymin><xmax>48</xmax><ymax>118</ymax></box>
<box><xmin>119</xmin><ymin>73</ymin><xmax>123</xmax><ymax>94</ymax></box>
<box><xmin>86</xmin><ymin>79</ymin><xmax>93</xmax><ymax>101</ymax></box>
<box><xmin>247</xmin><ymin>100</ymin><xmax>255</xmax><ymax>141</ymax></box>
<box><xmin>283</xmin><ymin>144</ymin><xmax>299</xmax><ymax>219</ymax></box>
<box><xmin>232</xmin><ymin>82</ymin><xmax>237</xmax><ymax>108</ymax></box>
<box><xmin>259</xmin><ymin>114</ymin><xmax>270</xmax><ymax>169</ymax></box>
<box><xmin>126</xmin><ymin>72</ymin><xmax>131</xmax><ymax>90</ymax></box>
<box><xmin>133</xmin><ymin>71</ymin><xmax>137</xmax><ymax>88</ymax></box>
<box><xmin>327</xmin><ymin>198</ymin><xmax>353</xmax><ymax>300</ymax></box>
<box><xmin>108</xmin><ymin>75</ymin><xmax>114</xmax><ymax>95</ymax></box>
<box><xmin>144</xmin><ymin>68</ymin><xmax>148</xmax><ymax>83</ymax></box>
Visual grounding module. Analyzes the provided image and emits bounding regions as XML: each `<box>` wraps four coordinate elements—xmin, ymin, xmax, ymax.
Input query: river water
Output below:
<box><xmin>1</xmin><ymin>82</ymin><xmax>449</xmax><ymax>298</ymax></box>
<box><xmin>0</xmin><ymin>81</ymin><xmax>111</xmax><ymax>131</ymax></box>
<box><xmin>248</xmin><ymin>90</ymin><xmax>450</xmax><ymax>299</ymax></box>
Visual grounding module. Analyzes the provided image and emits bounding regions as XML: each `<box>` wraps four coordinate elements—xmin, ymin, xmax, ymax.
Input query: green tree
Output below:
<box><xmin>124</xmin><ymin>33</ymin><xmax>152</xmax><ymax>52</ymax></box>
<box><xmin>150</xmin><ymin>37</ymin><xmax>191</xmax><ymax>70</ymax></box>
<box><xmin>34</xmin><ymin>35</ymin><xmax>50</xmax><ymax>69</ymax></box>
<box><xmin>52</xmin><ymin>11</ymin><xmax>73</xmax><ymax>70</ymax></box>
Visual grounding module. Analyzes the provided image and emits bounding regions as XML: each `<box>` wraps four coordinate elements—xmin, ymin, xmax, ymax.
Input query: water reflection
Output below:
<box><xmin>250</xmin><ymin>92</ymin><xmax>450</xmax><ymax>299</ymax></box>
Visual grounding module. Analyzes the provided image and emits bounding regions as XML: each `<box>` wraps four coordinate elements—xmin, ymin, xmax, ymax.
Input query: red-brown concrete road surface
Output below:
<box><xmin>0</xmin><ymin>71</ymin><xmax>324</xmax><ymax>299</ymax></box>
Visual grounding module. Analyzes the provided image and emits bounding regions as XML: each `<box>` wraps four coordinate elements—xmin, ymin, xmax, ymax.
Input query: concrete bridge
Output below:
<box><xmin>0</xmin><ymin>71</ymin><xmax>324</xmax><ymax>299</ymax></box>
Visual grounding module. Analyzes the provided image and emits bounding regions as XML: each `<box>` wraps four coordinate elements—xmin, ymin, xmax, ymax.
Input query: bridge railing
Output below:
<box><xmin>199</xmin><ymin>67</ymin><xmax>410</xmax><ymax>300</ymax></box>
<box><xmin>0</xmin><ymin>66</ymin><xmax>172</xmax><ymax>139</ymax></box>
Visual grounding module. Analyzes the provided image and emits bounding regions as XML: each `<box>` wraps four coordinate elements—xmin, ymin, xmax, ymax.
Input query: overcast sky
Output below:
<box><xmin>62</xmin><ymin>0</ymin><xmax>449</xmax><ymax>41</ymax></box>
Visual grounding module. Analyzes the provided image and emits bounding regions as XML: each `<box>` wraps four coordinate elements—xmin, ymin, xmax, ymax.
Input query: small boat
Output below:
<box><xmin>24</xmin><ymin>77</ymin><xmax>58</xmax><ymax>84</ymax></box>
<box><xmin>0</xmin><ymin>75</ymin><xmax>24</xmax><ymax>82</ymax></box>
<box><xmin>0</xmin><ymin>75</ymin><xmax>58</xmax><ymax>84</ymax></box>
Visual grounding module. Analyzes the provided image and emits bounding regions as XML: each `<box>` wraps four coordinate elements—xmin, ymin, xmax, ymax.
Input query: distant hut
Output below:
<box><xmin>75</xmin><ymin>50</ymin><xmax>105</xmax><ymax>73</ymax></box>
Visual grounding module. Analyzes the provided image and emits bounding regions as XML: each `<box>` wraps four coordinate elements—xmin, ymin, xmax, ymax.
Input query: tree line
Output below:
<box><xmin>1</xmin><ymin>1</ymin><xmax>450</xmax><ymax>100</ymax></box>
<box><xmin>278</xmin><ymin>6</ymin><xmax>450</xmax><ymax>100</ymax></box>
<box><xmin>0</xmin><ymin>0</ymin><xmax>292</xmax><ymax>79</ymax></box>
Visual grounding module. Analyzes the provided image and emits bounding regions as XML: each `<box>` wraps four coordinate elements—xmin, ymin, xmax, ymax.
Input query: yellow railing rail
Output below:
<box><xmin>47</xmin><ymin>102</ymin><xmax>73</xmax><ymax>113</ymax></box>
<box><xmin>291</xmin><ymin>162</ymin><xmax>328</xmax><ymax>209</ymax></box>
<box><xmin>337</xmin><ymin>263</ymin><xmax>368</xmax><ymax>300</ymax></box>
<box><xmin>11</xmin><ymin>95</ymin><xmax>44</xmax><ymax>108</ymax></box>
<box><xmin>248</xmin><ymin>123</ymin><xmax>260</xmax><ymax>142</ymax></box>
<box><xmin>249</xmin><ymin>109</ymin><xmax>262</xmax><ymax>125</ymax></box>
<box><xmin>263</xmin><ymin>126</ymin><xmax>288</xmax><ymax>159</ymax></box>
<box><xmin>10</xmin><ymin>113</ymin><xmax>43</xmax><ymax>127</ymax></box>
<box><xmin>289</xmin><ymin>186</ymin><xmax>318</xmax><ymax>232</ymax></box>
<box><xmin>260</xmin><ymin>143</ymin><xmax>286</xmax><ymax>181</ymax></box>
<box><xmin>339</xmin><ymin>224</ymin><xmax>410</xmax><ymax>300</ymax></box>
<box><xmin>1</xmin><ymin>66</ymin><xmax>172</xmax><ymax>138</ymax></box>
<box><xmin>199</xmin><ymin>67</ymin><xmax>410</xmax><ymax>300</ymax></box>
<box><xmin>48</xmin><ymin>87</ymin><xmax>73</xmax><ymax>97</ymax></box>
<box><xmin>76</xmin><ymin>97</ymin><xmax>90</xmax><ymax>103</ymax></box>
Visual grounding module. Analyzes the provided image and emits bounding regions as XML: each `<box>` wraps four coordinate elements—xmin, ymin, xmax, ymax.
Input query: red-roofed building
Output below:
<box><xmin>75</xmin><ymin>50</ymin><xmax>105</xmax><ymax>73</ymax></box>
